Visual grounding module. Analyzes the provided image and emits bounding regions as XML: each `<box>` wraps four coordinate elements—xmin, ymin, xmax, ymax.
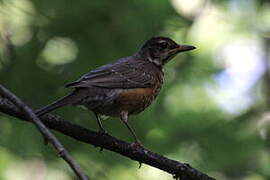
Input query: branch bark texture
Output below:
<box><xmin>0</xmin><ymin>91</ymin><xmax>215</xmax><ymax>180</ymax></box>
<box><xmin>0</xmin><ymin>85</ymin><xmax>89</xmax><ymax>180</ymax></box>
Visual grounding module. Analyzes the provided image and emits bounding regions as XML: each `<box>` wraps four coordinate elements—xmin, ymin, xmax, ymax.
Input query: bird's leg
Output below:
<box><xmin>94</xmin><ymin>112</ymin><xmax>106</xmax><ymax>134</ymax></box>
<box><xmin>120</xmin><ymin>111</ymin><xmax>142</xmax><ymax>146</ymax></box>
<box><xmin>94</xmin><ymin>112</ymin><xmax>107</xmax><ymax>152</ymax></box>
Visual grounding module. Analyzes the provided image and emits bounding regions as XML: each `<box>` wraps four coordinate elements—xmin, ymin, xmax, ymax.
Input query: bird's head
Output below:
<box><xmin>139</xmin><ymin>37</ymin><xmax>196</xmax><ymax>67</ymax></box>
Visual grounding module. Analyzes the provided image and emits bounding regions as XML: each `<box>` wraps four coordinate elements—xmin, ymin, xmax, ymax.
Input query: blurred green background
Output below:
<box><xmin>0</xmin><ymin>0</ymin><xmax>270</xmax><ymax>179</ymax></box>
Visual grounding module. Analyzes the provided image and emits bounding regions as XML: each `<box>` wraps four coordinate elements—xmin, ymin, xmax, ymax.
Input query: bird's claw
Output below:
<box><xmin>98</xmin><ymin>129</ymin><xmax>108</xmax><ymax>135</ymax></box>
<box><xmin>97</xmin><ymin>130</ymin><xmax>106</xmax><ymax>152</ymax></box>
<box><xmin>131</xmin><ymin>140</ymin><xmax>143</xmax><ymax>148</ymax></box>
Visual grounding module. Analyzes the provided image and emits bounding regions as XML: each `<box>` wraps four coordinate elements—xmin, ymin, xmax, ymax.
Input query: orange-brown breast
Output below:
<box><xmin>117</xmin><ymin>80</ymin><xmax>162</xmax><ymax>115</ymax></box>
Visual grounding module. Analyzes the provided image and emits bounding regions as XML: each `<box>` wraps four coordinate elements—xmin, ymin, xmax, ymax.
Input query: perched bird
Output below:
<box><xmin>35</xmin><ymin>37</ymin><xmax>195</xmax><ymax>144</ymax></box>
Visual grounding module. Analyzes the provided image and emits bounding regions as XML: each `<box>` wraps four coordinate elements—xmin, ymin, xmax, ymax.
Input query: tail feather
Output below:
<box><xmin>35</xmin><ymin>91</ymin><xmax>80</xmax><ymax>117</ymax></box>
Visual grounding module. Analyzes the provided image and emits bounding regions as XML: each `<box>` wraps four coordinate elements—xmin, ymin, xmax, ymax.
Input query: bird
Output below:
<box><xmin>35</xmin><ymin>36</ymin><xmax>195</xmax><ymax>145</ymax></box>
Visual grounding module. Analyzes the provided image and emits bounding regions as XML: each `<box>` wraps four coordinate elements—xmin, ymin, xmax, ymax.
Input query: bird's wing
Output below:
<box><xmin>65</xmin><ymin>58</ymin><xmax>155</xmax><ymax>89</ymax></box>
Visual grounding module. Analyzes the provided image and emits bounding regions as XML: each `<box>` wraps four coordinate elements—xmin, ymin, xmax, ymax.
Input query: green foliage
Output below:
<box><xmin>0</xmin><ymin>0</ymin><xmax>270</xmax><ymax>179</ymax></box>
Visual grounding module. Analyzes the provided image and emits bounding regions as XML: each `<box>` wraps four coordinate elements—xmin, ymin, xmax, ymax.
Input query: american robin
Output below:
<box><xmin>35</xmin><ymin>37</ymin><xmax>195</xmax><ymax>144</ymax></box>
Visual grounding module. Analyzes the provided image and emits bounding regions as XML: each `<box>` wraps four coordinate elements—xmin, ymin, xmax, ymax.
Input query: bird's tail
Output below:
<box><xmin>35</xmin><ymin>91</ymin><xmax>82</xmax><ymax>117</ymax></box>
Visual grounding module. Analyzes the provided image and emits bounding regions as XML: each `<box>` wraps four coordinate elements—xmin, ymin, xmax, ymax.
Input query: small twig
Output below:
<box><xmin>0</xmin><ymin>85</ymin><xmax>89</xmax><ymax>180</ymax></box>
<box><xmin>0</xmin><ymin>95</ymin><xmax>215</xmax><ymax>180</ymax></box>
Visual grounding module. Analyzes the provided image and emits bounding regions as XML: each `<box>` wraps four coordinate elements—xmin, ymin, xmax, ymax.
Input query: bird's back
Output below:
<box><xmin>69</xmin><ymin>56</ymin><xmax>164</xmax><ymax>117</ymax></box>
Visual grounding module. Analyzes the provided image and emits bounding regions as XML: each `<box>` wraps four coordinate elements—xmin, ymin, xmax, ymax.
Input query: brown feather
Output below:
<box><xmin>65</xmin><ymin>57</ymin><xmax>157</xmax><ymax>89</ymax></box>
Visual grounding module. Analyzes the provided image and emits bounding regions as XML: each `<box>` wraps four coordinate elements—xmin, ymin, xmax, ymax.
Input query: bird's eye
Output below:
<box><xmin>160</xmin><ymin>42</ymin><xmax>168</xmax><ymax>49</ymax></box>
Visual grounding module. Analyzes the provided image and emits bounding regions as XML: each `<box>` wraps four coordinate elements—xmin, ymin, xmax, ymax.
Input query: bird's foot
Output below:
<box><xmin>130</xmin><ymin>140</ymin><xmax>143</xmax><ymax>149</ymax></box>
<box><xmin>98</xmin><ymin>128</ymin><xmax>108</xmax><ymax>136</ymax></box>
<box><xmin>97</xmin><ymin>129</ymin><xmax>107</xmax><ymax>152</ymax></box>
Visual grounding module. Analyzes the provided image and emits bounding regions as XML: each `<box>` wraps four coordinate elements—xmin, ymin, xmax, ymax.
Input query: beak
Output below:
<box><xmin>175</xmin><ymin>44</ymin><xmax>196</xmax><ymax>52</ymax></box>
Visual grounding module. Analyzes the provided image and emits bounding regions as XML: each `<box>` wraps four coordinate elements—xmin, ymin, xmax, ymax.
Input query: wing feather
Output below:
<box><xmin>65</xmin><ymin>58</ymin><xmax>155</xmax><ymax>89</ymax></box>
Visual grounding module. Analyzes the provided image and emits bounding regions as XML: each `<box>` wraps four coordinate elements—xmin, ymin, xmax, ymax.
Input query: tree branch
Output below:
<box><xmin>0</xmin><ymin>93</ymin><xmax>215</xmax><ymax>180</ymax></box>
<box><xmin>0</xmin><ymin>85</ymin><xmax>89</xmax><ymax>180</ymax></box>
